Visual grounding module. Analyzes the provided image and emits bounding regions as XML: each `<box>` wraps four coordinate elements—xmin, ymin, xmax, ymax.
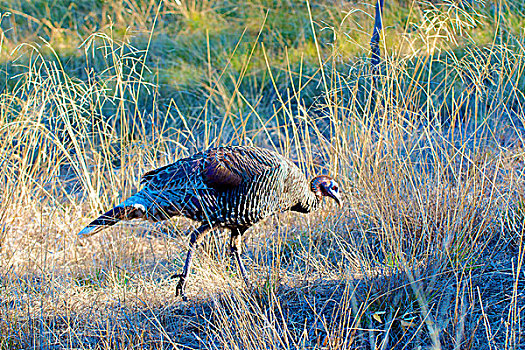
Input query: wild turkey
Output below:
<box><xmin>78</xmin><ymin>146</ymin><xmax>342</xmax><ymax>299</ymax></box>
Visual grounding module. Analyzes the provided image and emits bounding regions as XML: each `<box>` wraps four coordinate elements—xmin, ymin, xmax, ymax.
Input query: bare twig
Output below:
<box><xmin>370</xmin><ymin>0</ymin><xmax>384</xmax><ymax>115</ymax></box>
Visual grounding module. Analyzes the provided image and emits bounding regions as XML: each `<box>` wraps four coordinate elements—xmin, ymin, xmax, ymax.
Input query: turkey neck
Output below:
<box><xmin>290</xmin><ymin>180</ymin><xmax>321</xmax><ymax>213</ymax></box>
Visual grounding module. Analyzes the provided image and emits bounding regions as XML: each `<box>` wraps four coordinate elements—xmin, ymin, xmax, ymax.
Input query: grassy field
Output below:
<box><xmin>1</xmin><ymin>0</ymin><xmax>525</xmax><ymax>348</ymax></box>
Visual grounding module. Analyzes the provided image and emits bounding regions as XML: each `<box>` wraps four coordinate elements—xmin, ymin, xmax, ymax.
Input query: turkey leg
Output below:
<box><xmin>174</xmin><ymin>224</ymin><xmax>210</xmax><ymax>300</ymax></box>
<box><xmin>230</xmin><ymin>227</ymin><xmax>252</xmax><ymax>290</ymax></box>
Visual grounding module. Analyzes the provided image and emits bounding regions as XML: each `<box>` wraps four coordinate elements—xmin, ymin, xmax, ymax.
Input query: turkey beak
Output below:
<box><xmin>327</xmin><ymin>189</ymin><xmax>342</xmax><ymax>206</ymax></box>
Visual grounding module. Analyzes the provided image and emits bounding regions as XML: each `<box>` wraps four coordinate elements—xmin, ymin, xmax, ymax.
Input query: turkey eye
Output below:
<box><xmin>332</xmin><ymin>185</ymin><xmax>338</xmax><ymax>191</ymax></box>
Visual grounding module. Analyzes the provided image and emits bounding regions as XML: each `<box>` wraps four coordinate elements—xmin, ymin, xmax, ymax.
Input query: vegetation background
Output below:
<box><xmin>0</xmin><ymin>0</ymin><xmax>524</xmax><ymax>348</ymax></box>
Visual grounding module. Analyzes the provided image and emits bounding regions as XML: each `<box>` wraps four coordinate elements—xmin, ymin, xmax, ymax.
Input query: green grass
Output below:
<box><xmin>1</xmin><ymin>0</ymin><xmax>525</xmax><ymax>349</ymax></box>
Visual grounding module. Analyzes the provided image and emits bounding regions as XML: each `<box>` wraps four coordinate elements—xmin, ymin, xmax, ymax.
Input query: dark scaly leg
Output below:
<box><xmin>230</xmin><ymin>227</ymin><xmax>252</xmax><ymax>290</ymax></box>
<box><xmin>174</xmin><ymin>224</ymin><xmax>211</xmax><ymax>300</ymax></box>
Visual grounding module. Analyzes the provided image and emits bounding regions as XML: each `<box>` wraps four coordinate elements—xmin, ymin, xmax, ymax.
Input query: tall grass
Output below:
<box><xmin>1</xmin><ymin>0</ymin><xmax>524</xmax><ymax>348</ymax></box>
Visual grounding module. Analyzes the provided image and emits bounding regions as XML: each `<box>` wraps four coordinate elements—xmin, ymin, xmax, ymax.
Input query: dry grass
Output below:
<box><xmin>1</xmin><ymin>0</ymin><xmax>525</xmax><ymax>349</ymax></box>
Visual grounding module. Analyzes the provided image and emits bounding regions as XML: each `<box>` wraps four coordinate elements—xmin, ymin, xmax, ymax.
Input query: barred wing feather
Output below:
<box><xmin>202</xmin><ymin>147</ymin><xmax>281</xmax><ymax>190</ymax></box>
<box><xmin>140</xmin><ymin>146</ymin><xmax>283</xmax><ymax>192</ymax></box>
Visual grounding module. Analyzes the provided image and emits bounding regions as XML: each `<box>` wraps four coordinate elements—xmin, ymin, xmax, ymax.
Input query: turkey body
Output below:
<box><xmin>134</xmin><ymin>146</ymin><xmax>317</xmax><ymax>227</ymax></box>
<box><xmin>78</xmin><ymin>146</ymin><xmax>341</xmax><ymax>299</ymax></box>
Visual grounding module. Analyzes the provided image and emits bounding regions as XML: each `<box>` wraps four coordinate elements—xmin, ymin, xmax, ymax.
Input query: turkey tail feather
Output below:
<box><xmin>78</xmin><ymin>205</ymin><xmax>145</xmax><ymax>237</ymax></box>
